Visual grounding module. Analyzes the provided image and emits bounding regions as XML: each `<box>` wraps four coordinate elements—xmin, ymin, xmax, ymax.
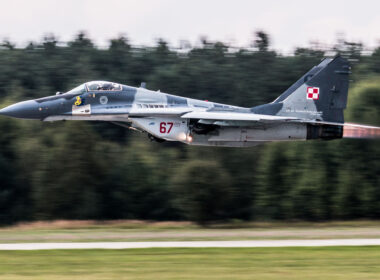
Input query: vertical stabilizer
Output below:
<box><xmin>252</xmin><ymin>57</ymin><xmax>351</xmax><ymax>123</ymax></box>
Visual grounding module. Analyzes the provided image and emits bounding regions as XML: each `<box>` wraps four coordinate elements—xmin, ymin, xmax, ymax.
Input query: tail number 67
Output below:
<box><xmin>159</xmin><ymin>122</ymin><xmax>173</xmax><ymax>134</ymax></box>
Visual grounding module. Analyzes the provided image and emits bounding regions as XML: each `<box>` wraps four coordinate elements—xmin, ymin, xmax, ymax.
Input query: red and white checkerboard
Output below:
<box><xmin>307</xmin><ymin>87</ymin><xmax>319</xmax><ymax>100</ymax></box>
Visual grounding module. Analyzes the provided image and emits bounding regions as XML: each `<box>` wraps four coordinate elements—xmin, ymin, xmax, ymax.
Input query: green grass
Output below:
<box><xmin>0</xmin><ymin>247</ymin><xmax>380</xmax><ymax>279</ymax></box>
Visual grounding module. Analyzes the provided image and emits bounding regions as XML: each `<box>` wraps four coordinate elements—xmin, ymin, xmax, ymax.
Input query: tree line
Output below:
<box><xmin>0</xmin><ymin>32</ymin><xmax>379</xmax><ymax>225</ymax></box>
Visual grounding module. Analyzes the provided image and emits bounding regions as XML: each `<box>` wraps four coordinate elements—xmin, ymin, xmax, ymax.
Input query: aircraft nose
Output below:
<box><xmin>0</xmin><ymin>100</ymin><xmax>41</xmax><ymax>119</ymax></box>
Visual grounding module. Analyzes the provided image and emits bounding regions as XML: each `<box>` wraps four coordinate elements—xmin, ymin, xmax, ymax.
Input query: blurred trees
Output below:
<box><xmin>0</xmin><ymin>32</ymin><xmax>379</xmax><ymax>225</ymax></box>
<box><xmin>171</xmin><ymin>159</ymin><xmax>233</xmax><ymax>224</ymax></box>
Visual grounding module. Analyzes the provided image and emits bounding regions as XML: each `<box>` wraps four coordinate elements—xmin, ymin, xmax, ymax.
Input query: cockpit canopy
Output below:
<box><xmin>86</xmin><ymin>81</ymin><xmax>122</xmax><ymax>91</ymax></box>
<box><xmin>65</xmin><ymin>81</ymin><xmax>122</xmax><ymax>96</ymax></box>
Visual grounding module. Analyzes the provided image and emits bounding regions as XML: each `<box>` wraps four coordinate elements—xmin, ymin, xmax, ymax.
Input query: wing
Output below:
<box><xmin>129</xmin><ymin>107</ymin><xmax>192</xmax><ymax>117</ymax></box>
<box><xmin>181</xmin><ymin>111</ymin><xmax>299</xmax><ymax>126</ymax></box>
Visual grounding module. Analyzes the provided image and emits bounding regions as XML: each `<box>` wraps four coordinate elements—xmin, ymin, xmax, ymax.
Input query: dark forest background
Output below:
<box><xmin>0</xmin><ymin>31</ymin><xmax>379</xmax><ymax>225</ymax></box>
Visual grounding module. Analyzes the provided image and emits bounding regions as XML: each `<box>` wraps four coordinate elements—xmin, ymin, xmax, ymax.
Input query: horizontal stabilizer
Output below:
<box><xmin>343</xmin><ymin>123</ymin><xmax>380</xmax><ymax>139</ymax></box>
<box><xmin>290</xmin><ymin>120</ymin><xmax>380</xmax><ymax>139</ymax></box>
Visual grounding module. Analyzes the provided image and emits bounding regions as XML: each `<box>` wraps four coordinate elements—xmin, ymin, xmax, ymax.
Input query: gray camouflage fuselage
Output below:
<box><xmin>1</xmin><ymin>57</ymin><xmax>377</xmax><ymax>146</ymax></box>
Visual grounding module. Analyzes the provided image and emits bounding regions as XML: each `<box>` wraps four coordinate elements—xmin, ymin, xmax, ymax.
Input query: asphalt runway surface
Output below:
<box><xmin>1</xmin><ymin>239</ymin><xmax>380</xmax><ymax>250</ymax></box>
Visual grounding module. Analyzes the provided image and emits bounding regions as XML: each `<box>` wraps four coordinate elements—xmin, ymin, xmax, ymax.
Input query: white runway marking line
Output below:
<box><xmin>1</xmin><ymin>239</ymin><xmax>380</xmax><ymax>250</ymax></box>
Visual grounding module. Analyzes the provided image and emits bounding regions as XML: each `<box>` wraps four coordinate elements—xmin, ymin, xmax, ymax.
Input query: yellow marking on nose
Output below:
<box><xmin>74</xmin><ymin>96</ymin><xmax>82</xmax><ymax>106</ymax></box>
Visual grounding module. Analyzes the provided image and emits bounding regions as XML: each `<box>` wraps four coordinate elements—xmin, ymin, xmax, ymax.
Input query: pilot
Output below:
<box><xmin>102</xmin><ymin>83</ymin><xmax>112</xmax><ymax>90</ymax></box>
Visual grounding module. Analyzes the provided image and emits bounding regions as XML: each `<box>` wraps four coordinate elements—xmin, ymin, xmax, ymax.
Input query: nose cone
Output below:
<box><xmin>0</xmin><ymin>100</ymin><xmax>41</xmax><ymax>119</ymax></box>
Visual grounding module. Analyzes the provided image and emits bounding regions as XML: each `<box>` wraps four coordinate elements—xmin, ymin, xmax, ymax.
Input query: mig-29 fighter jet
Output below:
<box><xmin>0</xmin><ymin>56</ymin><xmax>379</xmax><ymax>147</ymax></box>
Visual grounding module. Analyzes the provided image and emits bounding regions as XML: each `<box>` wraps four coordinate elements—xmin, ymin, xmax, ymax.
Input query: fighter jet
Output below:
<box><xmin>0</xmin><ymin>56</ymin><xmax>379</xmax><ymax>147</ymax></box>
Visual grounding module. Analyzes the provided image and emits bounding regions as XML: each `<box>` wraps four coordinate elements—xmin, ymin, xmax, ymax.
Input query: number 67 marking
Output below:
<box><xmin>159</xmin><ymin>122</ymin><xmax>173</xmax><ymax>133</ymax></box>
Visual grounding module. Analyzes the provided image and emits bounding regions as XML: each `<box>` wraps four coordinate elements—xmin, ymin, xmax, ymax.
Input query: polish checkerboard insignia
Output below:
<box><xmin>307</xmin><ymin>87</ymin><xmax>319</xmax><ymax>100</ymax></box>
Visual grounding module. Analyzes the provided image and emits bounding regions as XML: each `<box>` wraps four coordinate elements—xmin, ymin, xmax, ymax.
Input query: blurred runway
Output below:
<box><xmin>1</xmin><ymin>239</ymin><xmax>380</xmax><ymax>250</ymax></box>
